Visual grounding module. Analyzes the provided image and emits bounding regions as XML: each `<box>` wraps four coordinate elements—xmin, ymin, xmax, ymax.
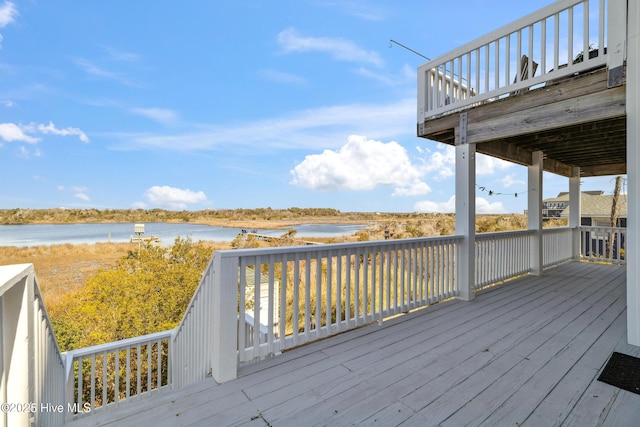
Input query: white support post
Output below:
<box><xmin>528</xmin><ymin>151</ymin><xmax>544</xmax><ymax>275</ymax></box>
<box><xmin>569</xmin><ymin>167</ymin><xmax>581</xmax><ymax>259</ymax></box>
<box><xmin>211</xmin><ymin>253</ymin><xmax>239</xmax><ymax>382</ymax></box>
<box><xmin>455</xmin><ymin>113</ymin><xmax>476</xmax><ymax>301</ymax></box>
<box><xmin>627</xmin><ymin>0</ymin><xmax>640</xmax><ymax>347</ymax></box>
<box><xmin>608</xmin><ymin>0</ymin><xmax>627</xmax><ymax>87</ymax></box>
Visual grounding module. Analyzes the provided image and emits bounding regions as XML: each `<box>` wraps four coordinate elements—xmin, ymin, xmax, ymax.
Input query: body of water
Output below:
<box><xmin>0</xmin><ymin>222</ymin><xmax>367</xmax><ymax>247</ymax></box>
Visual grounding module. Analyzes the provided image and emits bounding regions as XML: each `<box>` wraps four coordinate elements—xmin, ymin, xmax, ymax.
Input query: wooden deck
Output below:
<box><xmin>66</xmin><ymin>261</ymin><xmax>640</xmax><ymax>427</ymax></box>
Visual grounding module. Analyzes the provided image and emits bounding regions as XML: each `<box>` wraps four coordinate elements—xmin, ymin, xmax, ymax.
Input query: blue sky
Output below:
<box><xmin>0</xmin><ymin>1</ymin><xmax>623</xmax><ymax>213</ymax></box>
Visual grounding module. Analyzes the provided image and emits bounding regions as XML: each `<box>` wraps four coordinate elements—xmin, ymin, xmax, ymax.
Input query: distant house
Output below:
<box><xmin>542</xmin><ymin>191</ymin><xmax>627</xmax><ymax>227</ymax></box>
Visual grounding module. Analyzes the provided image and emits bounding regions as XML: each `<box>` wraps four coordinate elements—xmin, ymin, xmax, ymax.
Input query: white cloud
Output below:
<box><xmin>392</xmin><ymin>181</ymin><xmax>431</xmax><ymax>197</ymax></box>
<box><xmin>414</xmin><ymin>195</ymin><xmax>505</xmax><ymax>214</ymax></box>
<box><xmin>143</xmin><ymin>185</ymin><xmax>208</xmax><ymax>210</ymax></box>
<box><xmin>17</xmin><ymin>146</ymin><xmax>42</xmax><ymax>159</ymax></box>
<box><xmin>500</xmin><ymin>173</ymin><xmax>525</xmax><ymax>188</ymax></box>
<box><xmin>476</xmin><ymin>197</ymin><xmax>506</xmax><ymax>213</ymax></box>
<box><xmin>291</xmin><ymin>135</ymin><xmax>427</xmax><ymax>195</ymax></box>
<box><xmin>0</xmin><ymin>1</ymin><xmax>17</xmax><ymax>49</ymax></box>
<box><xmin>414</xmin><ymin>196</ymin><xmax>456</xmax><ymax>213</ymax></box>
<box><xmin>0</xmin><ymin>1</ymin><xmax>17</xmax><ymax>27</ymax></box>
<box><xmin>131</xmin><ymin>201</ymin><xmax>146</xmax><ymax>209</ymax></box>
<box><xmin>278</xmin><ymin>28</ymin><xmax>383</xmax><ymax>67</ymax></box>
<box><xmin>477</xmin><ymin>153</ymin><xmax>513</xmax><ymax>175</ymax></box>
<box><xmin>131</xmin><ymin>108</ymin><xmax>178</xmax><ymax>125</ymax></box>
<box><xmin>1</xmin><ymin>122</ymin><xmax>88</xmax><ymax>144</ymax></box>
<box><xmin>75</xmin><ymin>192</ymin><xmax>90</xmax><ymax>202</ymax></box>
<box><xmin>422</xmin><ymin>145</ymin><xmax>455</xmax><ymax>180</ymax></box>
<box><xmin>0</xmin><ymin>123</ymin><xmax>39</xmax><ymax>143</ymax></box>
<box><xmin>35</xmin><ymin>121</ymin><xmax>89</xmax><ymax>143</ymax></box>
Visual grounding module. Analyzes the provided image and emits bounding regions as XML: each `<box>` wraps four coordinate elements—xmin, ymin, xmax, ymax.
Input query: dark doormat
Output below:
<box><xmin>598</xmin><ymin>352</ymin><xmax>640</xmax><ymax>395</ymax></box>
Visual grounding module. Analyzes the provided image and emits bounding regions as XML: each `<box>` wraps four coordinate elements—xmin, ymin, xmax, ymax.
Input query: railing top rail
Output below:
<box><xmin>419</xmin><ymin>0</ymin><xmax>592</xmax><ymax>71</ymax></box>
<box><xmin>476</xmin><ymin>229</ymin><xmax>537</xmax><ymax>240</ymax></box>
<box><xmin>65</xmin><ymin>329</ymin><xmax>173</xmax><ymax>359</ymax></box>
<box><xmin>216</xmin><ymin>234</ymin><xmax>465</xmax><ymax>258</ymax></box>
<box><xmin>580</xmin><ymin>225</ymin><xmax>626</xmax><ymax>231</ymax></box>
<box><xmin>0</xmin><ymin>263</ymin><xmax>34</xmax><ymax>296</ymax></box>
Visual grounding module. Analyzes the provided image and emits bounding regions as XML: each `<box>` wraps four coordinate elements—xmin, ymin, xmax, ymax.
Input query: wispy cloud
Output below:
<box><xmin>56</xmin><ymin>185</ymin><xmax>90</xmax><ymax>202</ymax></box>
<box><xmin>278</xmin><ymin>28</ymin><xmax>383</xmax><ymax>67</ymax></box>
<box><xmin>354</xmin><ymin>64</ymin><xmax>414</xmax><ymax>86</ymax></box>
<box><xmin>35</xmin><ymin>121</ymin><xmax>89</xmax><ymax>142</ymax></box>
<box><xmin>0</xmin><ymin>1</ymin><xmax>17</xmax><ymax>49</ymax></box>
<box><xmin>70</xmin><ymin>57</ymin><xmax>138</xmax><ymax>86</ymax></box>
<box><xmin>316</xmin><ymin>1</ymin><xmax>389</xmax><ymax>21</ymax></box>
<box><xmin>111</xmin><ymin>98</ymin><xmax>415</xmax><ymax>152</ymax></box>
<box><xmin>130</xmin><ymin>107</ymin><xmax>178</xmax><ymax>125</ymax></box>
<box><xmin>18</xmin><ymin>146</ymin><xmax>42</xmax><ymax>159</ymax></box>
<box><xmin>101</xmin><ymin>45</ymin><xmax>140</xmax><ymax>62</ymax></box>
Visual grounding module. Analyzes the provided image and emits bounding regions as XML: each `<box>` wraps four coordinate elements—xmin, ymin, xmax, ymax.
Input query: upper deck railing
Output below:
<box><xmin>418</xmin><ymin>0</ymin><xmax>612</xmax><ymax>121</ymax></box>
<box><xmin>1</xmin><ymin>225</ymin><xmax>627</xmax><ymax>425</ymax></box>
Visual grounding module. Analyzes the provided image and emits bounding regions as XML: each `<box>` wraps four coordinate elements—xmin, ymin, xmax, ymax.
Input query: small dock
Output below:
<box><xmin>238</xmin><ymin>231</ymin><xmax>322</xmax><ymax>246</ymax></box>
<box><xmin>129</xmin><ymin>235</ymin><xmax>161</xmax><ymax>245</ymax></box>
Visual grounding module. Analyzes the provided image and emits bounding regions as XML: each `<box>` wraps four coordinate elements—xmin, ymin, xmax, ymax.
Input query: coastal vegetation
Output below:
<box><xmin>49</xmin><ymin>238</ymin><xmax>215</xmax><ymax>351</ymax></box>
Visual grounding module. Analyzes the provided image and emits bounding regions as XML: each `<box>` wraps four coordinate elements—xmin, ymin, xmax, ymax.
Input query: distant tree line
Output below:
<box><xmin>0</xmin><ymin>207</ymin><xmax>346</xmax><ymax>224</ymax></box>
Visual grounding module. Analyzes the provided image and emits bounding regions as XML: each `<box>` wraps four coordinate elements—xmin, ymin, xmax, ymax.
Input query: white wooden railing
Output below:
<box><xmin>581</xmin><ymin>225</ymin><xmax>626</xmax><ymax>264</ymax></box>
<box><xmin>0</xmin><ymin>264</ymin><xmax>67</xmax><ymax>427</ymax></box>
<box><xmin>64</xmin><ymin>330</ymin><xmax>172</xmax><ymax>420</ymax></box>
<box><xmin>543</xmin><ymin>227</ymin><xmax>576</xmax><ymax>266</ymax></box>
<box><xmin>475</xmin><ymin>230</ymin><xmax>534</xmax><ymax>290</ymax></box>
<box><xmin>170</xmin><ymin>260</ymin><xmax>215</xmax><ymax>389</ymax></box>
<box><xmin>418</xmin><ymin>0</ymin><xmax>611</xmax><ymax>120</ymax></box>
<box><xmin>232</xmin><ymin>237</ymin><xmax>461</xmax><ymax>366</ymax></box>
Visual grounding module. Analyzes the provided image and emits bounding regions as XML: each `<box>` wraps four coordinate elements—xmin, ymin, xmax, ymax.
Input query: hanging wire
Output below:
<box><xmin>476</xmin><ymin>184</ymin><xmax>529</xmax><ymax>198</ymax></box>
<box><xmin>388</xmin><ymin>39</ymin><xmax>431</xmax><ymax>61</ymax></box>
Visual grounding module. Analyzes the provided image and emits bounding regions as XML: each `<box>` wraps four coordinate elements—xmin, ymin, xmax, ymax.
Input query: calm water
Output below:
<box><xmin>0</xmin><ymin>222</ymin><xmax>367</xmax><ymax>247</ymax></box>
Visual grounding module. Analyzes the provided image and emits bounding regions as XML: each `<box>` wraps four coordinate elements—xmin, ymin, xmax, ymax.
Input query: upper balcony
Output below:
<box><xmin>417</xmin><ymin>0</ymin><xmax>627</xmax><ymax>178</ymax></box>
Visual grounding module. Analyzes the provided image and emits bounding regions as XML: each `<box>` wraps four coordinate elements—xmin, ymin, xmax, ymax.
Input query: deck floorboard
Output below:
<box><xmin>65</xmin><ymin>262</ymin><xmax>639</xmax><ymax>427</ymax></box>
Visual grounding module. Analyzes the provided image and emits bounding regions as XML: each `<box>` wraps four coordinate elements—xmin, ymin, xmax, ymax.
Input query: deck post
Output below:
<box><xmin>528</xmin><ymin>151</ymin><xmax>543</xmax><ymax>275</ymax></box>
<box><xmin>569</xmin><ymin>167</ymin><xmax>581</xmax><ymax>259</ymax></box>
<box><xmin>627</xmin><ymin>0</ymin><xmax>640</xmax><ymax>347</ymax></box>
<box><xmin>211</xmin><ymin>253</ymin><xmax>239</xmax><ymax>382</ymax></box>
<box><xmin>608</xmin><ymin>0</ymin><xmax>627</xmax><ymax>88</ymax></box>
<box><xmin>455</xmin><ymin>112</ymin><xmax>476</xmax><ymax>300</ymax></box>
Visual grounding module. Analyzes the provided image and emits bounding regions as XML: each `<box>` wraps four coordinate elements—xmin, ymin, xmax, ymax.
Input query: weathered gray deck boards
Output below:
<box><xmin>65</xmin><ymin>261</ymin><xmax>639</xmax><ymax>427</ymax></box>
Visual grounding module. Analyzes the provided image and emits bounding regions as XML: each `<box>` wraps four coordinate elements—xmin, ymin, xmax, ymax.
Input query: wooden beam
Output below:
<box><xmin>418</xmin><ymin>68</ymin><xmax>615</xmax><ymax>140</ymax></box>
<box><xmin>465</xmin><ymin>89</ymin><xmax>625</xmax><ymax>144</ymax></box>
